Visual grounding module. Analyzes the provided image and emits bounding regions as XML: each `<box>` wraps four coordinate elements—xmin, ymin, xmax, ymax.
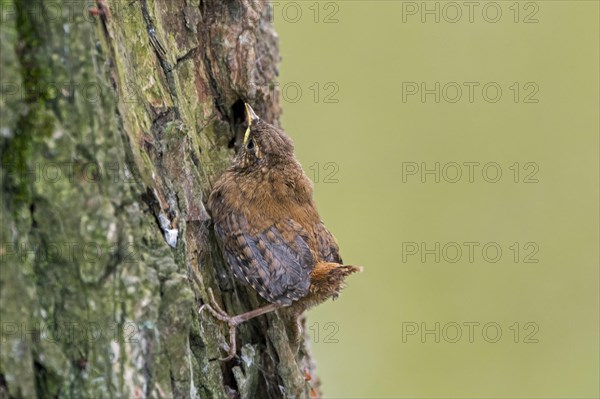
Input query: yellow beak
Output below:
<box><xmin>244</xmin><ymin>103</ymin><xmax>260</xmax><ymax>126</ymax></box>
<box><xmin>243</xmin><ymin>103</ymin><xmax>260</xmax><ymax>145</ymax></box>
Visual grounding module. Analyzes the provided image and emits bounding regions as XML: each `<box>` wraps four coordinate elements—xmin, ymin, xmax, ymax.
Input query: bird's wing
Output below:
<box><xmin>215</xmin><ymin>212</ymin><xmax>315</xmax><ymax>306</ymax></box>
<box><xmin>313</xmin><ymin>221</ymin><xmax>343</xmax><ymax>264</ymax></box>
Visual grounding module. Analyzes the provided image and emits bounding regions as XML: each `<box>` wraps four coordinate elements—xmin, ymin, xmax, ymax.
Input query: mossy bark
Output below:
<box><xmin>0</xmin><ymin>1</ymin><xmax>316</xmax><ymax>397</ymax></box>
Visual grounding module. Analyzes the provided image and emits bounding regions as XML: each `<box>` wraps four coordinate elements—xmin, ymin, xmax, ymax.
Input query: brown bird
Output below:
<box><xmin>202</xmin><ymin>103</ymin><xmax>360</xmax><ymax>360</ymax></box>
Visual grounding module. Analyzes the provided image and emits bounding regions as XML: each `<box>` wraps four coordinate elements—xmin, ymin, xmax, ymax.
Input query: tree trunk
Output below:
<box><xmin>0</xmin><ymin>1</ymin><xmax>316</xmax><ymax>397</ymax></box>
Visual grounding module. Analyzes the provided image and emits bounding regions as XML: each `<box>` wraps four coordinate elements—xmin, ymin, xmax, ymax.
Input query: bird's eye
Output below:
<box><xmin>246</xmin><ymin>138</ymin><xmax>255</xmax><ymax>150</ymax></box>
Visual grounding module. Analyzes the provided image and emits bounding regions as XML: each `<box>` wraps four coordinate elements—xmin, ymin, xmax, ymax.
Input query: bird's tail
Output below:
<box><xmin>309</xmin><ymin>262</ymin><xmax>362</xmax><ymax>301</ymax></box>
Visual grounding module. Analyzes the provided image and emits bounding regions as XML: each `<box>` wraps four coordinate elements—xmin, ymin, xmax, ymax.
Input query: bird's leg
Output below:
<box><xmin>200</xmin><ymin>288</ymin><xmax>280</xmax><ymax>361</ymax></box>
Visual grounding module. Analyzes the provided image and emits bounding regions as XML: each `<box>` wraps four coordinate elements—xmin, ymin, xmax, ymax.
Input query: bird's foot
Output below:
<box><xmin>199</xmin><ymin>288</ymin><xmax>238</xmax><ymax>361</ymax></box>
<box><xmin>199</xmin><ymin>288</ymin><xmax>281</xmax><ymax>361</ymax></box>
<box><xmin>198</xmin><ymin>288</ymin><xmax>279</xmax><ymax>362</ymax></box>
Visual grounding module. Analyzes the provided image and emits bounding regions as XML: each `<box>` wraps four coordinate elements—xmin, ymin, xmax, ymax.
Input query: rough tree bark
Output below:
<box><xmin>0</xmin><ymin>1</ymin><xmax>318</xmax><ymax>397</ymax></box>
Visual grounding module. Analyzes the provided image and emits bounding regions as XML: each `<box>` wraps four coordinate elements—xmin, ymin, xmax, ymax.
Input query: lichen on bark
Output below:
<box><xmin>1</xmin><ymin>0</ymin><xmax>318</xmax><ymax>398</ymax></box>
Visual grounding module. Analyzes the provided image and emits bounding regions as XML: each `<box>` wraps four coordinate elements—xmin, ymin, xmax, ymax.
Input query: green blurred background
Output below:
<box><xmin>273</xmin><ymin>2</ymin><xmax>599</xmax><ymax>398</ymax></box>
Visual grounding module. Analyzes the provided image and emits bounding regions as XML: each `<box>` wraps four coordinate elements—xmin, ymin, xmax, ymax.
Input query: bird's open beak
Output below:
<box><xmin>244</xmin><ymin>103</ymin><xmax>260</xmax><ymax>126</ymax></box>
<box><xmin>243</xmin><ymin>103</ymin><xmax>259</xmax><ymax>145</ymax></box>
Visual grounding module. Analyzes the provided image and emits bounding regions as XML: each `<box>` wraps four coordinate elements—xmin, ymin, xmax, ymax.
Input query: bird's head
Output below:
<box><xmin>233</xmin><ymin>103</ymin><xmax>296</xmax><ymax>171</ymax></box>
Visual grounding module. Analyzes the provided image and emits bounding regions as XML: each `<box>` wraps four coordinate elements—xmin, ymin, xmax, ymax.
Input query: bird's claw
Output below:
<box><xmin>199</xmin><ymin>288</ymin><xmax>229</xmax><ymax>320</ymax></box>
<box><xmin>199</xmin><ymin>288</ymin><xmax>238</xmax><ymax>361</ymax></box>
